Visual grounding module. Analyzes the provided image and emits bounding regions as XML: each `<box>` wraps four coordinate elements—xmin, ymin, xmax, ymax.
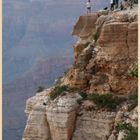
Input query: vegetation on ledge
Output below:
<box><xmin>79</xmin><ymin>92</ymin><xmax>126</xmax><ymax>110</ymax></box>
<box><xmin>49</xmin><ymin>85</ymin><xmax>69</xmax><ymax>100</ymax></box>
<box><xmin>88</xmin><ymin>93</ymin><xmax>126</xmax><ymax>110</ymax></box>
<box><xmin>126</xmin><ymin>88</ymin><xmax>138</xmax><ymax>111</ymax></box>
<box><xmin>37</xmin><ymin>86</ymin><xmax>45</xmax><ymax>93</ymax></box>
<box><xmin>116</xmin><ymin>123</ymin><xmax>138</xmax><ymax>140</ymax></box>
<box><xmin>79</xmin><ymin>92</ymin><xmax>88</xmax><ymax>100</ymax></box>
<box><xmin>128</xmin><ymin>64</ymin><xmax>138</xmax><ymax>78</ymax></box>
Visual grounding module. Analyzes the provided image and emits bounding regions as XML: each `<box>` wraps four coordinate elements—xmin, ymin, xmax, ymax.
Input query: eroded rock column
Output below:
<box><xmin>46</xmin><ymin>94</ymin><xmax>80</xmax><ymax>140</ymax></box>
<box><xmin>23</xmin><ymin>91</ymin><xmax>51</xmax><ymax>140</ymax></box>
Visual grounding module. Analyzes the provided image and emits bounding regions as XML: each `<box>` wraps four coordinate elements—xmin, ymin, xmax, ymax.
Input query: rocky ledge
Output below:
<box><xmin>23</xmin><ymin>8</ymin><xmax>138</xmax><ymax>140</ymax></box>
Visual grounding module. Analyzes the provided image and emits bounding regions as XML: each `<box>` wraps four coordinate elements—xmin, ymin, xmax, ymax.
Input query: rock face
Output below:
<box><xmin>23</xmin><ymin>90</ymin><xmax>51</xmax><ymax>140</ymax></box>
<box><xmin>72</xmin><ymin>14</ymin><xmax>99</xmax><ymax>38</ymax></box>
<box><xmin>64</xmin><ymin>10</ymin><xmax>138</xmax><ymax>95</ymax></box>
<box><xmin>23</xmin><ymin>8</ymin><xmax>138</xmax><ymax>140</ymax></box>
<box><xmin>72</xmin><ymin>111</ymin><xmax>116</xmax><ymax>140</ymax></box>
<box><xmin>23</xmin><ymin>91</ymin><xmax>81</xmax><ymax>140</ymax></box>
<box><xmin>46</xmin><ymin>94</ymin><xmax>79</xmax><ymax>140</ymax></box>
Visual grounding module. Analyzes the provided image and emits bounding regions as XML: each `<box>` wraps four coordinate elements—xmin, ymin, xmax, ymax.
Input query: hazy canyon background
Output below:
<box><xmin>3</xmin><ymin>0</ymin><xmax>109</xmax><ymax>140</ymax></box>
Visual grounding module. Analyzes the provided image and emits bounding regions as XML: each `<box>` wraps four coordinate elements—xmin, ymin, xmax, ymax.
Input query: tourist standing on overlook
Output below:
<box><xmin>86</xmin><ymin>0</ymin><xmax>91</xmax><ymax>14</ymax></box>
<box><xmin>128</xmin><ymin>0</ymin><xmax>134</xmax><ymax>9</ymax></box>
<box><xmin>122</xmin><ymin>0</ymin><xmax>134</xmax><ymax>9</ymax></box>
<box><xmin>115</xmin><ymin>0</ymin><xmax>119</xmax><ymax>8</ymax></box>
<box><xmin>110</xmin><ymin>0</ymin><xmax>115</xmax><ymax>10</ymax></box>
<box><xmin>110</xmin><ymin>0</ymin><xmax>120</xmax><ymax>10</ymax></box>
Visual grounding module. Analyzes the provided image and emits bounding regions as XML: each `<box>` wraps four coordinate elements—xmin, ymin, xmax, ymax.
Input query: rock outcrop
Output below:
<box><xmin>72</xmin><ymin>111</ymin><xmax>116</xmax><ymax>140</ymax></box>
<box><xmin>23</xmin><ymin>90</ymin><xmax>51</xmax><ymax>140</ymax></box>
<box><xmin>72</xmin><ymin>13</ymin><xmax>99</xmax><ymax>38</ymax></box>
<box><xmin>46</xmin><ymin>94</ymin><xmax>80</xmax><ymax>140</ymax></box>
<box><xmin>23</xmin><ymin>8</ymin><xmax>138</xmax><ymax>140</ymax></box>
<box><xmin>64</xmin><ymin>10</ymin><xmax>138</xmax><ymax>95</ymax></box>
<box><xmin>23</xmin><ymin>90</ymin><xmax>81</xmax><ymax>140</ymax></box>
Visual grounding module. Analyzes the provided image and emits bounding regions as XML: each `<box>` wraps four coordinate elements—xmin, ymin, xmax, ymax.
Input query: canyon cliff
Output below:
<box><xmin>22</xmin><ymin>8</ymin><xmax>138</xmax><ymax>140</ymax></box>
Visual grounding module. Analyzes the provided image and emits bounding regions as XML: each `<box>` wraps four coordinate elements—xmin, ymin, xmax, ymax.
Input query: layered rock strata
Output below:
<box><xmin>23</xmin><ymin>9</ymin><xmax>138</xmax><ymax>140</ymax></box>
<box><xmin>23</xmin><ymin>90</ymin><xmax>81</xmax><ymax>140</ymax></box>
<box><xmin>64</xmin><ymin>10</ymin><xmax>138</xmax><ymax>95</ymax></box>
<box><xmin>72</xmin><ymin>111</ymin><xmax>116</xmax><ymax>140</ymax></box>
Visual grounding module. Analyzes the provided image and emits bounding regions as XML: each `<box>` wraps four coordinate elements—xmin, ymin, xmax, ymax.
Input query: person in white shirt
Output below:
<box><xmin>86</xmin><ymin>0</ymin><xmax>91</xmax><ymax>14</ymax></box>
<box><xmin>110</xmin><ymin>0</ymin><xmax>115</xmax><ymax>10</ymax></box>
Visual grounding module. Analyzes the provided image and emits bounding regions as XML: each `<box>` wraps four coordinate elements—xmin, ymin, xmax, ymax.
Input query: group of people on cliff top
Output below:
<box><xmin>111</xmin><ymin>0</ymin><xmax>137</xmax><ymax>11</ymax></box>
<box><xmin>86</xmin><ymin>0</ymin><xmax>138</xmax><ymax>13</ymax></box>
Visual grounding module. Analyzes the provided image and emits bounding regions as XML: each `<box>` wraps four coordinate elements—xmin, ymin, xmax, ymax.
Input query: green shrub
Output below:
<box><xmin>127</xmin><ymin>88</ymin><xmax>138</xmax><ymax>110</ymax></box>
<box><xmin>79</xmin><ymin>92</ymin><xmax>88</xmax><ymax>100</ymax></box>
<box><xmin>116</xmin><ymin>123</ymin><xmax>132</xmax><ymax>132</ymax></box>
<box><xmin>93</xmin><ymin>29</ymin><xmax>100</xmax><ymax>41</ymax></box>
<box><xmin>37</xmin><ymin>86</ymin><xmax>45</xmax><ymax>93</ymax></box>
<box><xmin>128</xmin><ymin>88</ymin><xmax>138</xmax><ymax>103</ymax></box>
<box><xmin>128</xmin><ymin>64</ymin><xmax>138</xmax><ymax>78</ymax></box>
<box><xmin>128</xmin><ymin>88</ymin><xmax>138</xmax><ymax>98</ymax></box>
<box><xmin>88</xmin><ymin>93</ymin><xmax>125</xmax><ymax>110</ymax></box>
<box><xmin>116</xmin><ymin>123</ymin><xmax>138</xmax><ymax>140</ymax></box>
<box><xmin>49</xmin><ymin>85</ymin><xmax>69</xmax><ymax>100</ymax></box>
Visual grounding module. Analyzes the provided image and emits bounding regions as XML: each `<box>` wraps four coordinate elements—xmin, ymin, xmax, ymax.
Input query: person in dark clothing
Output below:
<box><xmin>134</xmin><ymin>0</ymin><xmax>138</xmax><ymax>4</ymax></box>
<box><xmin>115</xmin><ymin>0</ymin><xmax>119</xmax><ymax>8</ymax></box>
<box><xmin>86</xmin><ymin>0</ymin><xmax>91</xmax><ymax>13</ymax></box>
<box><xmin>120</xmin><ymin>1</ymin><xmax>124</xmax><ymax>10</ymax></box>
<box><xmin>129</xmin><ymin>0</ymin><xmax>133</xmax><ymax>9</ymax></box>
